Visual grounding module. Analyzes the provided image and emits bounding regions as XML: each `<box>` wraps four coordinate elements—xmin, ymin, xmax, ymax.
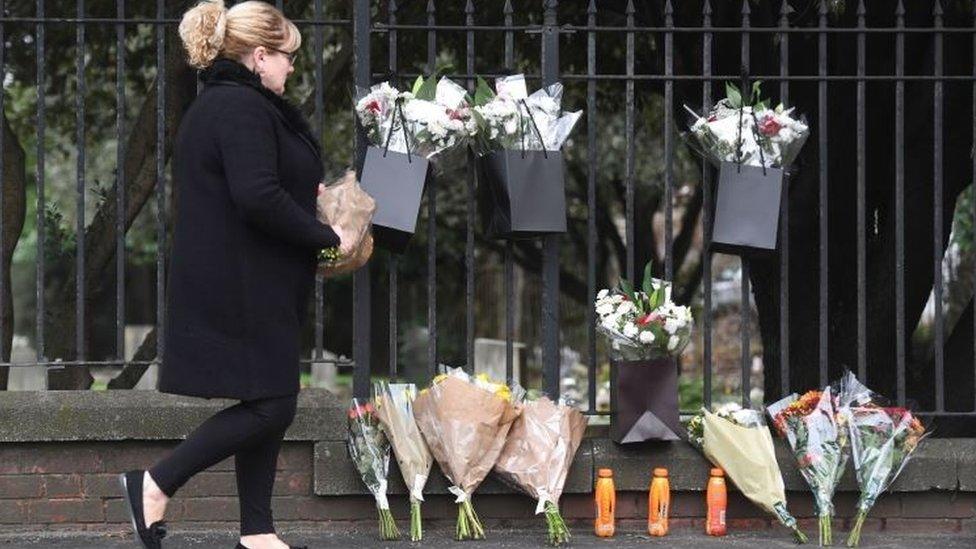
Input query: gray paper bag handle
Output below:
<box><xmin>517</xmin><ymin>98</ymin><xmax>549</xmax><ymax>159</ymax></box>
<box><xmin>381</xmin><ymin>97</ymin><xmax>414</xmax><ymax>163</ymax></box>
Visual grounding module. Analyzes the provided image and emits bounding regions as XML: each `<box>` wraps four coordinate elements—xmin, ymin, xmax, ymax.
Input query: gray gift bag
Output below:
<box><xmin>476</xmin><ymin>99</ymin><xmax>567</xmax><ymax>240</ymax></box>
<box><xmin>710</xmin><ymin>161</ymin><xmax>785</xmax><ymax>255</ymax></box>
<box><xmin>358</xmin><ymin>100</ymin><xmax>430</xmax><ymax>253</ymax></box>
<box><xmin>609</xmin><ymin>357</ymin><xmax>682</xmax><ymax>444</ymax></box>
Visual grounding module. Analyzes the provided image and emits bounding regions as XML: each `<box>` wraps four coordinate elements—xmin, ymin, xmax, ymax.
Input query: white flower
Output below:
<box><xmin>664</xmin><ymin>318</ymin><xmax>683</xmax><ymax>334</ymax></box>
<box><xmin>622</xmin><ymin>322</ymin><xmax>639</xmax><ymax>338</ymax></box>
<box><xmin>597</xmin><ymin>289</ymin><xmax>609</xmax><ymax>299</ymax></box>
<box><xmin>667</xmin><ymin>335</ymin><xmax>681</xmax><ymax>351</ymax></box>
<box><xmin>616</xmin><ymin>301</ymin><xmax>634</xmax><ymax>315</ymax></box>
<box><xmin>596</xmin><ymin>303</ymin><xmax>615</xmax><ymax>316</ymax></box>
<box><xmin>601</xmin><ymin>316</ymin><xmax>619</xmax><ymax>331</ymax></box>
<box><xmin>638</xmin><ymin>330</ymin><xmax>655</xmax><ymax>344</ymax></box>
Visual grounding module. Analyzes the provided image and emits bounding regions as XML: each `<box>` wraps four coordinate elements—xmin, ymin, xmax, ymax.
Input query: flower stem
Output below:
<box><xmin>410</xmin><ymin>499</ymin><xmax>423</xmax><ymax>542</ymax></box>
<box><xmin>846</xmin><ymin>511</ymin><xmax>867</xmax><ymax>547</ymax></box>
<box><xmin>819</xmin><ymin>513</ymin><xmax>832</xmax><ymax>546</ymax></box>
<box><xmin>543</xmin><ymin>500</ymin><xmax>571</xmax><ymax>546</ymax></box>
<box><xmin>377</xmin><ymin>507</ymin><xmax>400</xmax><ymax>540</ymax></box>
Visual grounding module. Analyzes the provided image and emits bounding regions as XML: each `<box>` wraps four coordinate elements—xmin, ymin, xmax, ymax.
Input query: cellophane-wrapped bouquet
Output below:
<box><xmin>346</xmin><ymin>398</ymin><xmax>399</xmax><ymax>540</ymax></box>
<box><xmin>835</xmin><ymin>372</ymin><xmax>928</xmax><ymax>547</ymax></box>
<box><xmin>688</xmin><ymin>403</ymin><xmax>807</xmax><ymax>543</ymax></box>
<box><xmin>684</xmin><ymin>81</ymin><xmax>809</xmax><ymax>169</ymax></box>
<box><xmin>768</xmin><ymin>387</ymin><xmax>849</xmax><ymax>546</ymax></box>
<box><xmin>373</xmin><ymin>381</ymin><xmax>433</xmax><ymax>541</ymax></box>
<box><xmin>355</xmin><ymin>75</ymin><xmax>473</xmax><ymax>159</ymax></box>
<box><xmin>594</xmin><ymin>262</ymin><xmax>694</xmax><ymax>360</ymax></box>
<box><xmin>412</xmin><ymin>367</ymin><xmax>523</xmax><ymax>540</ymax></box>
<box><xmin>493</xmin><ymin>396</ymin><xmax>587</xmax><ymax>546</ymax></box>
<box><xmin>468</xmin><ymin>73</ymin><xmax>582</xmax><ymax>155</ymax></box>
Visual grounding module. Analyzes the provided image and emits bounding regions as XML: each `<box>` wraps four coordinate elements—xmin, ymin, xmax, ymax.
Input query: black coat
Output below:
<box><xmin>158</xmin><ymin>58</ymin><xmax>339</xmax><ymax>401</ymax></box>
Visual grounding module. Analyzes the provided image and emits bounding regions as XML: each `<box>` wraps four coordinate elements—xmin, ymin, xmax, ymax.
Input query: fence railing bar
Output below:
<box><xmin>367</xmin><ymin>23</ymin><xmax>976</xmax><ymax>35</ymax></box>
<box><xmin>504</xmin><ymin>0</ymin><xmax>515</xmax><ymax>387</ymax></box>
<box><xmin>586</xmin><ymin>0</ymin><xmax>598</xmax><ymax>413</ymax></box>
<box><xmin>154</xmin><ymin>0</ymin><xmax>165</xmax><ymax>362</ymax></box>
<box><xmin>375</xmin><ymin>72</ymin><xmax>976</xmax><ymax>83</ymax></box>
<box><xmin>540</xmin><ymin>0</ymin><xmax>561</xmax><ymax>399</ymax></box>
<box><xmin>75</xmin><ymin>0</ymin><xmax>87</xmax><ymax>364</ymax></box>
<box><xmin>465</xmin><ymin>0</ymin><xmax>476</xmax><ymax>374</ymax></box>
<box><xmin>778</xmin><ymin>0</ymin><xmax>790</xmax><ymax>398</ymax></box>
<box><xmin>856</xmin><ymin>0</ymin><xmax>867</xmax><ymax>382</ymax></box>
<box><xmin>313</xmin><ymin>0</ymin><xmax>326</xmax><ymax>372</ymax></box>
<box><xmin>895</xmin><ymin>0</ymin><xmax>907</xmax><ymax>406</ymax></box>
<box><xmin>34</xmin><ymin>0</ymin><xmax>46</xmax><ymax>364</ymax></box>
<box><xmin>971</xmin><ymin>0</ymin><xmax>976</xmax><ymax>413</ymax></box>
<box><xmin>115</xmin><ymin>0</ymin><xmax>127</xmax><ymax>367</ymax></box>
<box><xmin>426</xmin><ymin>0</ymin><xmax>438</xmax><ymax>379</ymax></box>
<box><xmin>0</xmin><ymin>0</ymin><xmax>5</xmax><ymax>361</ymax></box>
<box><xmin>701</xmin><ymin>0</ymin><xmax>713</xmax><ymax>411</ymax></box>
<box><xmin>624</xmin><ymin>0</ymin><xmax>635</xmax><ymax>284</ymax></box>
<box><xmin>739</xmin><ymin>0</ymin><xmax>752</xmax><ymax>408</ymax></box>
<box><xmin>664</xmin><ymin>1</ymin><xmax>674</xmax><ymax>283</ymax></box>
<box><xmin>818</xmin><ymin>0</ymin><xmax>829</xmax><ymax>387</ymax></box>
<box><xmin>352</xmin><ymin>0</ymin><xmax>372</xmax><ymax>399</ymax></box>
<box><xmin>933</xmin><ymin>0</ymin><xmax>945</xmax><ymax>412</ymax></box>
<box><xmin>386</xmin><ymin>0</ymin><xmax>398</xmax><ymax>379</ymax></box>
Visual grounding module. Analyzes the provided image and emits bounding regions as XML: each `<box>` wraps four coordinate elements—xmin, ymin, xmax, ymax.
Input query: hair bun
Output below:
<box><xmin>179</xmin><ymin>0</ymin><xmax>228</xmax><ymax>69</ymax></box>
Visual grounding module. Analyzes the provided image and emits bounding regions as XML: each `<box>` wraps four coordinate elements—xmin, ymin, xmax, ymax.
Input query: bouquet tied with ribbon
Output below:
<box><xmin>373</xmin><ymin>381</ymin><xmax>433</xmax><ymax>542</ymax></box>
<box><xmin>412</xmin><ymin>367</ymin><xmax>522</xmax><ymax>540</ymax></box>
<box><xmin>346</xmin><ymin>398</ymin><xmax>399</xmax><ymax>540</ymax></box>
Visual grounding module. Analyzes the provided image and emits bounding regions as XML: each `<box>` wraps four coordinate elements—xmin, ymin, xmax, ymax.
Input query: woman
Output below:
<box><xmin>116</xmin><ymin>2</ymin><xmax>352</xmax><ymax>548</ymax></box>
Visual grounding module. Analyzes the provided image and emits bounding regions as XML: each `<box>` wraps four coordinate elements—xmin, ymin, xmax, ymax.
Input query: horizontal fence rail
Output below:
<box><xmin>0</xmin><ymin>0</ymin><xmax>973</xmax><ymax>432</ymax></box>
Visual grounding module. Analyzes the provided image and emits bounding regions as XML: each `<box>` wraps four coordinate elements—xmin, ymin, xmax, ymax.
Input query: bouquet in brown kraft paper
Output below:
<box><xmin>373</xmin><ymin>381</ymin><xmax>433</xmax><ymax>541</ymax></box>
<box><xmin>316</xmin><ymin>170</ymin><xmax>376</xmax><ymax>277</ymax></box>
<box><xmin>493</xmin><ymin>396</ymin><xmax>587</xmax><ymax>546</ymax></box>
<box><xmin>412</xmin><ymin>367</ymin><xmax>522</xmax><ymax>540</ymax></box>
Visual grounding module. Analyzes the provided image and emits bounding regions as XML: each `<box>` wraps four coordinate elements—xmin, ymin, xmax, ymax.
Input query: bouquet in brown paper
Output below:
<box><xmin>413</xmin><ymin>367</ymin><xmax>522</xmax><ymax>540</ymax></box>
<box><xmin>315</xmin><ymin>170</ymin><xmax>376</xmax><ymax>277</ymax></box>
<box><xmin>373</xmin><ymin>381</ymin><xmax>433</xmax><ymax>541</ymax></box>
<box><xmin>493</xmin><ymin>396</ymin><xmax>587</xmax><ymax>546</ymax></box>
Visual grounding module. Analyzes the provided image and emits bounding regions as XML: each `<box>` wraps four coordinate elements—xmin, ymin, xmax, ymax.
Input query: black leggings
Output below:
<box><xmin>148</xmin><ymin>394</ymin><xmax>298</xmax><ymax>536</ymax></box>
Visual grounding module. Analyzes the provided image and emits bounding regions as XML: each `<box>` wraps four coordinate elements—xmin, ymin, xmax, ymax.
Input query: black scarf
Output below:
<box><xmin>200</xmin><ymin>58</ymin><xmax>322</xmax><ymax>157</ymax></box>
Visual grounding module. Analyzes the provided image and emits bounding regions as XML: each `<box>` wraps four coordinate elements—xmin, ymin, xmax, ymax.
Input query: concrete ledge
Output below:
<box><xmin>1</xmin><ymin>390</ymin><xmax>971</xmax><ymax>496</ymax></box>
<box><xmin>0</xmin><ymin>389</ymin><xmax>345</xmax><ymax>442</ymax></box>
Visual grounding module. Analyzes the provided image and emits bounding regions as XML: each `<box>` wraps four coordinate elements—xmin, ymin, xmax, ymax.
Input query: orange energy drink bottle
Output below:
<box><xmin>648</xmin><ymin>468</ymin><xmax>670</xmax><ymax>536</ymax></box>
<box><xmin>594</xmin><ymin>468</ymin><xmax>616</xmax><ymax>537</ymax></box>
<box><xmin>706</xmin><ymin>467</ymin><xmax>728</xmax><ymax>536</ymax></box>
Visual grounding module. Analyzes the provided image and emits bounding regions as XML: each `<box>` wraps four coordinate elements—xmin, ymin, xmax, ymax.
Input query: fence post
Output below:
<box><xmin>352</xmin><ymin>0</ymin><xmax>372</xmax><ymax>400</ymax></box>
<box><xmin>541</xmin><ymin>0</ymin><xmax>560</xmax><ymax>399</ymax></box>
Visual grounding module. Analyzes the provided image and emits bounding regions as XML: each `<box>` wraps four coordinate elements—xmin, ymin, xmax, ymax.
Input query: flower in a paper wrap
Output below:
<box><xmin>686</xmin><ymin>404</ymin><xmax>808</xmax><ymax>544</ymax></box>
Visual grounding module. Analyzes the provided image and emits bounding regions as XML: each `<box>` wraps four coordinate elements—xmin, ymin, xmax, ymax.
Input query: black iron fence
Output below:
<box><xmin>0</xmin><ymin>1</ymin><xmax>974</xmax><ymax>431</ymax></box>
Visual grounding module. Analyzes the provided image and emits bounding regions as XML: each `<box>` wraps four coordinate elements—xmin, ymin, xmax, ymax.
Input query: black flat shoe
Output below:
<box><xmin>234</xmin><ymin>542</ymin><xmax>308</xmax><ymax>549</ymax></box>
<box><xmin>118</xmin><ymin>470</ymin><xmax>167</xmax><ymax>549</ymax></box>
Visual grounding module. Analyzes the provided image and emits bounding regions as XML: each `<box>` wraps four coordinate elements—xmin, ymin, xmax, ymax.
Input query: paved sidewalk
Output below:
<box><xmin>0</xmin><ymin>527</ymin><xmax>972</xmax><ymax>548</ymax></box>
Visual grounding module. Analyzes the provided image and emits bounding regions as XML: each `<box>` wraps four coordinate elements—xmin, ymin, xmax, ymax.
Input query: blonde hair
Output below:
<box><xmin>179</xmin><ymin>0</ymin><xmax>301</xmax><ymax>69</ymax></box>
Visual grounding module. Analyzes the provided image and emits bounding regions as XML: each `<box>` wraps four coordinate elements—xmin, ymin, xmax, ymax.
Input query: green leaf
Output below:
<box><xmin>415</xmin><ymin>74</ymin><xmax>438</xmax><ymax>101</ymax></box>
<box><xmin>411</xmin><ymin>75</ymin><xmax>425</xmax><ymax>95</ymax></box>
<box><xmin>751</xmin><ymin>80</ymin><xmax>763</xmax><ymax>105</ymax></box>
<box><xmin>642</xmin><ymin>262</ymin><xmax>654</xmax><ymax>295</ymax></box>
<box><xmin>725</xmin><ymin>82</ymin><xmax>742</xmax><ymax>109</ymax></box>
<box><xmin>474</xmin><ymin>76</ymin><xmax>496</xmax><ymax>106</ymax></box>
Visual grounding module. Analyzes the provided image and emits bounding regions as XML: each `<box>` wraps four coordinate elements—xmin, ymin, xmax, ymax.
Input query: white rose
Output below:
<box><xmin>616</xmin><ymin>301</ymin><xmax>634</xmax><ymax>315</ymax></box>
<box><xmin>596</xmin><ymin>303</ymin><xmax>615</xmax><ymax>316</ymax></box>
<box><xmin>638</xmin><ymin>330</ymin><xmax>655</xmax><ymax>344</ymax></box>
<box><xmin>623</xmin><ymin>323</ymin><xmax>639</xmax><ymax>338</ymax></box>
<box><xmin>664</xmin><ymin>318</ymin><xmax>682</xmax><ymax>334</ymax></box>
<box><xmin>597</xmin><ymin>289</ymin><xmax>609</xmax><ymax>299</ymax></box>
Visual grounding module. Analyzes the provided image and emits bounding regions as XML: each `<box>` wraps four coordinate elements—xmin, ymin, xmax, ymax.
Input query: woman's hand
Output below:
<box><xmin>332</xmin><ymin>225</ymin><xmax>356</xmax><ymax>256</ymax></box>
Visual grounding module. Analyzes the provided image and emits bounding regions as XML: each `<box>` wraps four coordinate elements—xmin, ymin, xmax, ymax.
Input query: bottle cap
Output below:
<box><xmin>653</xmin><ymin>467</ymin><xmax>668</xmax><ymax>477</ymax></box>
<box><xmin>598</xmin><ymin>468</ymin><xmax>613</xmax><ymax>478</ymax></box>
<box><xmin>710</xmin><ymin>468</ymin><xmax>724</xmax><ymax>477</ymax></box>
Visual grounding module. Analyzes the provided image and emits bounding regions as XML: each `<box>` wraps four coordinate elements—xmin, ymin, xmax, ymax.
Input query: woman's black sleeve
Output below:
<box><xmin>216</xmin><ymin>98</ymin><xmax>340</xmax><ymax>249</ymax></box>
